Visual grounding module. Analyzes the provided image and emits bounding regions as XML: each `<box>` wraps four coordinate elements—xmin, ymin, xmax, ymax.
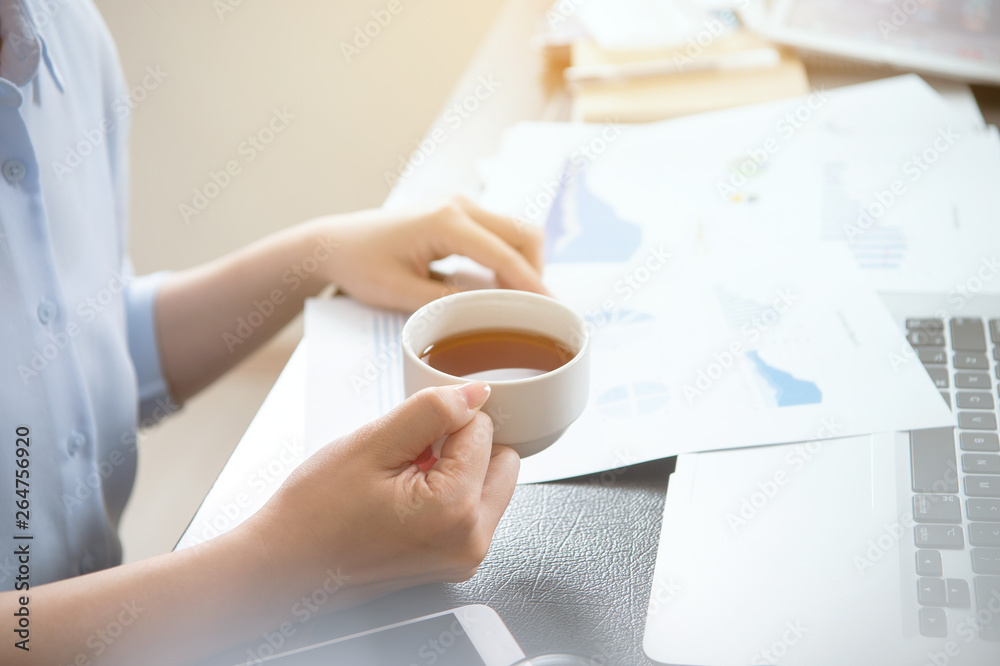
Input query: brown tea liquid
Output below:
<box><xmin>420</xmin><ymin>329</ymin><xmax>576</xmax><ymax>381</ymax></box>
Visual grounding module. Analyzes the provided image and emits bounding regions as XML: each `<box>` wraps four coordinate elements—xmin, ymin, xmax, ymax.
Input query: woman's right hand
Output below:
<box><xmin>243</xmin><ymin>382</ymin><xmax>520</xmax><ymax>611</ymax></box>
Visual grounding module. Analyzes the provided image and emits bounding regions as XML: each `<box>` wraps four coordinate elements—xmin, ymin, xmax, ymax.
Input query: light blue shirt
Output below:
<box><xmin>0</xmin><ymin>0</ymin><xmax>172</xmax><ymax>589</ymax></box>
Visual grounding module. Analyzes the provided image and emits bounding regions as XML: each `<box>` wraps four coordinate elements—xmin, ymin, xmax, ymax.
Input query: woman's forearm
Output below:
<box><xmin>155</xmin><ymin>224</ymin><xmax>338</xmax><ymax>404</ymax></box>
<box><xmin>0</xmin><ymin>526</ymin><xmax>287</xmax><ymax>665</ymax></box>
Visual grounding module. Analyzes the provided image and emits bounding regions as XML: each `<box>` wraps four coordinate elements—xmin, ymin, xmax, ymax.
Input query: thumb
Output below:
<box><xmin>367</xmin><ymin>383</ymin><xmax>491</xmax><ymax>467</ymax></box>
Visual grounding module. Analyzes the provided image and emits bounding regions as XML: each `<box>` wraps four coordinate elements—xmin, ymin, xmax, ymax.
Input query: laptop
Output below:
<box><xmin>644</xmin><ymin>292</ymin><xmax>1000</xmax><ymax>665</ymax></box>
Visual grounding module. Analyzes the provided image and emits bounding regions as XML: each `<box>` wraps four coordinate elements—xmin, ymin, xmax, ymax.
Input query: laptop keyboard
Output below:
<box><xmin>908</xmin><ymin>317</ymin><xmax>1000</xmax><ymax>641</ymax></box>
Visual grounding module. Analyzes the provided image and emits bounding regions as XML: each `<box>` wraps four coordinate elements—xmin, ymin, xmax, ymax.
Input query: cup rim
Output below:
<box><xmin>401</xmin><ymin>289</ymin><xmax>590</xmax><ymax>386</ymax></box>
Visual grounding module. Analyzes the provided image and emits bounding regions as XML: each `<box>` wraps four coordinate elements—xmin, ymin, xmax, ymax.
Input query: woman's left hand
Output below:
<box><xmin>303</xmin><ymin>196</ymin><xmax>547</xmax><ymax>312</ymax></box>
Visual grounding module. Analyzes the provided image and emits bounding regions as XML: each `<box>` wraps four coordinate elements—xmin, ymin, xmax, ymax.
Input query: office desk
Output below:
<box><xmin>180</xmin><ymin>1</ymin><xmax>999</xmax><ymax>663</ymax></box>
<box><xmin>183</xmin><ymin>1</ymin><xmax>672</xmax><ymax>662</ymax></box>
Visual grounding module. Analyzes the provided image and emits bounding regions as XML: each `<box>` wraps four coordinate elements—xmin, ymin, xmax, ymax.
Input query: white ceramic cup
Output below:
<box><xmin>401</xmin><ymin>290</ymin><xmax>590</xmax><ymax>458</ymax></box>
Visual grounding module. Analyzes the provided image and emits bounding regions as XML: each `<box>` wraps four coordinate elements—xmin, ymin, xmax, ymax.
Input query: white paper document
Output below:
<box><xmin>480</xmin><ymin>75</ymin><xmax>1000</xmax><ymax>296</ymax></box>
<box><xmin>301</xmin><ymin>76</ymin><xmax>980</xmax><ymax>484</ymax></box>
<box><xmin>304</xmin><ymin>242</ymin><xmax>954</xmax><ymax>483</ymax></box>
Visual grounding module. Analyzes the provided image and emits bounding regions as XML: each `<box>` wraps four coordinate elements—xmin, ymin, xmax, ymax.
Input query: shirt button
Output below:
<box><xmin>2</xmin><ymin>159</ymin><xmax>27</xmax><ymax>184</ymax></box>
<box><xmin>66</xmin><ymin>430</ymin><xmax>87</xmax><ymax>456</ymax></box>
<box><xmin>36</xmin><ymin>300</ymin><xmax>57</xmax><ymax>325</ymax></box>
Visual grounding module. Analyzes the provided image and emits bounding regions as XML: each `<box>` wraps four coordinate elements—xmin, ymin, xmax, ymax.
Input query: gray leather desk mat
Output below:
<box><xmin>200</xmin><ymin>457</ymin><xmax>675</xmax><ymax>666</ymax></box>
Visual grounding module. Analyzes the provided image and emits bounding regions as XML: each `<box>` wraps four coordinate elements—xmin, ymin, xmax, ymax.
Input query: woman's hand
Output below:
<box><xmin>303</xmin><ymin>196</ymin><xmax>547</xmax><ymax>312</ymax></box>
<box><xmin>244</xmin><ymin>382</ymin><xmax>520</xmax><ymax>609</ymax></box>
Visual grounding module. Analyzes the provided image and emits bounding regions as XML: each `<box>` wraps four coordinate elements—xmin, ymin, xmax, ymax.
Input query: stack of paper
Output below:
<box><xmin>537</xmin><ymin>0</ymin><xmax>810</xmax><ymax>121</ymax></box>
<box><xmin>478</xmin><ymin>75</ymin><xmax>1000</xmax><ymax>295</ymax></box>
<box><xmin>300</xmin><ymin>76</ymin><xmax>1000</xmax><ymax>485</ymax></box>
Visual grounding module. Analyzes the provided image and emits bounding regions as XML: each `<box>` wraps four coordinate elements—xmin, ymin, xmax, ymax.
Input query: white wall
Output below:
<box><xmin>95</xmin><ymin>0</ymin><xmax>506</xmax><ymax>273</ymax></box>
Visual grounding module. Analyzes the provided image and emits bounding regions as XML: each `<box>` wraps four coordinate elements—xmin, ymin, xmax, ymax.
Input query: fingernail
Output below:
<box><xmin>458</xmin><ymin>382</ymin><xmax>491</xmax><ymax>411</ymax></box>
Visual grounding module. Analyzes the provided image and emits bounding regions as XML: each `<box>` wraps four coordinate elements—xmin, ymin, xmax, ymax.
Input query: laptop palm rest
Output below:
<box><xmin>644</xmin><ymin>434</ymin><xmax>911</xmax><ymax>665</ymax></box>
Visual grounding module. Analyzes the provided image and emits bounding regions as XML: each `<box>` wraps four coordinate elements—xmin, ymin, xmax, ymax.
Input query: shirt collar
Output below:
<box><xmin>0</xmin><ymin>0</ymin><xmax>64</xmax><ymax>91</ymax></box>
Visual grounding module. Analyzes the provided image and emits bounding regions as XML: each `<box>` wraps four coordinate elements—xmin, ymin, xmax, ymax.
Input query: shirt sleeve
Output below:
<box><xmin>124</xmin><ymin>268</ymin><xmax>175</xmax><ymax>422</ymax></box>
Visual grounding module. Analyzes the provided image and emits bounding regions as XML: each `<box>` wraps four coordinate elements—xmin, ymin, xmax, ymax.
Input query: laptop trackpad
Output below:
<box><xmin>688</xmin><ymin>434</ymin><xmax>890</xmax><ymax>517</ymax></box>
<box><xmin>645</xmin><ymin>435</ymin><xmax>903</xmax><ymax>665</ymax></box>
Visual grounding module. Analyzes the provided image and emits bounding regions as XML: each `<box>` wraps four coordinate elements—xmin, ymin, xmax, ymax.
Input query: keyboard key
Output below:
<box><xmin>990</xmin><ymin>319</ymin><xmax>1000</xmax><ymax>342</ymax></box>
<box><xmin>919</xmin><ymin>607</ymin><xmax>947</xmax><ymax>637</ymax></box>
<box><xmin>908</xmin><ymin>318</ymin><xmax>945</xmax><ymax>331</ymax></box>
<box><xmin>927</xmin><ymin>367</ymin><xmax>950</xmax><ymax>389</ymax></box>
<box><xmin>963</xmin><ymin>454</ymin><xmax>1000</xmax><ymax>474</ymax></box>
<box><xmin>966</xmin><ymin>476</ymin><xmax>1000</xmax><ymax>497</ymax></box>
<box><xmin>974</xmin><ymin>576</ymin><xmax>1000</xmax><ymax>640</ymax></box>
<box><xmin>961</xmin><ymin>432</ymin><xmax>1000</xmax><ymax>452</ymax></box>
<box><xmin>951</xmin><ymin>318</ymin><xmax>987</xmax><ymax>352</ymax></box>
<box><xmin>917</xmin><ymin>550</ymin><xmax>943</xmax><ymax>577</ymax></box>
<box><xmin>946</xmin><ymin>579</ymin><xmax>971</xmax><ymax>608</ymax></box>
<box><xmin>919</xmin><ymin>348</ymin><xmax>947</xmax><ymax>365</ymax></box>
<box><xmin>972</xmin><ymin>524</ymin><xmax>1000</xmax><ymax>547</ymax></box>
<box><xmin>911</xmin><ymin>428</ymin><xmax>959</xmax><ymax>493</ymax></box>
<box><xmin>956</xmin><ymin>391</ymin><xmax>995</xmax><ymax>410</ymax></box>
<box><xmin>954</xmin><ymin>352</ymin><xmax>990</xmax><ymax>370</ymax></box>
<box><xmin>913</xmin><ymin>494</ymin><xmax>962</xmax><ymax>523</ymax></box>
<box><xmin>941</xmin><ymin>392</ymin><xmax>952</xmax><ymax>409</ymax></box>
<box><xmin>958</xmin><ymin>412</ymin><xmax>998</xmax><ymax>430</ymax></box>
<box><xmin>955</xmin><ymin>352</ymin><xmax>990</xmax><ymax>369</ymax></box>
<box><xmin>969</xmin><ymin>499</ymin><xmax>1000</xmax><ymax>521</ymax></box>
<box><xmin>955</xmin><ymin>372</ymin><xmax>991</xmax><ymax>389</ymax></box>
<box><xmin>918</xmin><ymin>577</ymin><xmax>948</xmax><ymax>606</ymax></box>
<box><xmin>916</xmin><ymin>525</ymin><xmax>965</xmax><ymax>549</ymax></box>
<box><xmin>972</xmin><ymin>549</ymin><xmax>1000</xmax><ymax>575</ymax></box>
<box><xmin>910</xmin><ymin>330</ymin><xmax>946</xmax><ymax>347</ymax></box>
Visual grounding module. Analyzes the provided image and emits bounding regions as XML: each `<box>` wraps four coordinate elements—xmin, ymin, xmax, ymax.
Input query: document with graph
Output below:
<box><xmin>304</xmin><ymin>239</ymin><xmax>954</xmax><ymax>483</ymax></box>
<box><xmin>301</xmin><ymin>76</ymin><xmax>986</xmax><ymax>483</ymax></box>
<box><xmin>479</xmin><ymin>75</ymin><xmax>1000</xmax><ymax>296</ymax></box>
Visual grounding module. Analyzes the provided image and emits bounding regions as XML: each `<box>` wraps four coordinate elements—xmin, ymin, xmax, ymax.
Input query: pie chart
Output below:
<box><xmin>596</xmin><ymin>381</ymin><xmax>670</xmax><ymax>418</ymax></box>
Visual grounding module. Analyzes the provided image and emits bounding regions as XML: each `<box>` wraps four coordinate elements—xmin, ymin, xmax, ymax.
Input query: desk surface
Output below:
<box><xmin>180</xmin><ymin>1</ymin><xmax>1000</xmax><ymax>662</ymax></box>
